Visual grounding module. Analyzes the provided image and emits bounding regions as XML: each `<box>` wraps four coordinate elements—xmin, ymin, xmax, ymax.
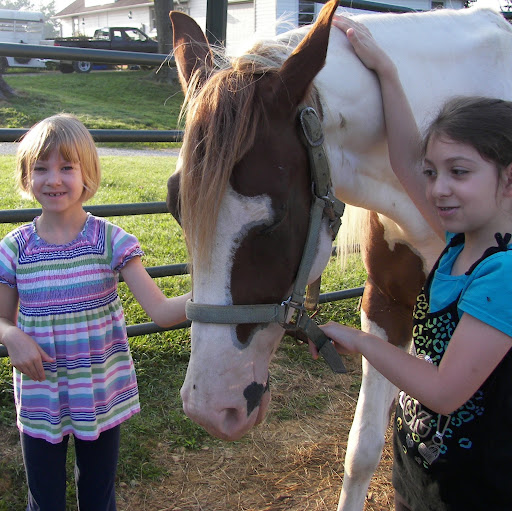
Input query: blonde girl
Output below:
<box><xmin>0</xmin><ymin>114</ymin><xmax>189</xmax><ymax>511</ymax></box>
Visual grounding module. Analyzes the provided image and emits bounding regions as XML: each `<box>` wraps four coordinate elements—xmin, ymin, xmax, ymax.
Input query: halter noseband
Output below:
<box><xmin>186</xmin><ymin>106</ymin><xmax>347</xmax><ymax>373</ymax></box>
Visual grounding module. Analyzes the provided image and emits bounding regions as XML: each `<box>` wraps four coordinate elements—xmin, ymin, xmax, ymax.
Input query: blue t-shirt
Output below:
<box><xmin>430</xmin><ymin>232</ymin><xmax>512</xmax><ymax>336</ymax></box>
<box><xmin>392</xmin><ymin>232</ymin><xmax>512</xmax><ymax>511</ymax></box>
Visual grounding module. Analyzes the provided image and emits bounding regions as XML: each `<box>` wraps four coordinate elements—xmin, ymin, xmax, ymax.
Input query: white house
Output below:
<box><xmin>54</xmin><ymin>0</ymin><xmax>466</xmax><ymax>55</ymax></box>
<box><xmin>54</xmin><ymin>0</ymin><xmax>158</xmax><ymax>38</ymax></box>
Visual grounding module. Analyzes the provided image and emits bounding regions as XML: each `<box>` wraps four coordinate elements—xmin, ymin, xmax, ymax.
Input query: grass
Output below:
<box><xmin>1</xmin><ymin>69</ymin><xmax>184</xmax><ymax>149</ymax></box>
<box><xmin>0</xmin><ymin>71</ymin><xmax>367</xmax><ymax>510</ymax></box>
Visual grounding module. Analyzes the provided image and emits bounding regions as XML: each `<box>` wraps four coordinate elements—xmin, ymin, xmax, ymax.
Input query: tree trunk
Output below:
<box><xmin>152</xmin><ymin>0</ymin><xmax>176</xmax><ymax>83</ymax></box>
<box><xmin>0</xmin><ymin>74</ymin><xmax>16</xmax><ymax>101</ymax></box>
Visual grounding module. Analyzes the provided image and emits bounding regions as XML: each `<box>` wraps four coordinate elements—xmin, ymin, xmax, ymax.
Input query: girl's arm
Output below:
<box><xmin>332</xmin><ymin>16</ymin><xmax>444</xmax><ymax>239</ymax></box>
<box><xmin>120</xmin><ymin>257</ymin><xmax>191</xmax><ymax>328</ymax></box>
<box><xmin>0</xmin><ymin>284</ymin><xmax>54</xmax><ymax>382</ymax></box>
<box><xmin>318</xmin><ymin>313</ymin><xmax>511</xmax><ymax>415</ymax></box>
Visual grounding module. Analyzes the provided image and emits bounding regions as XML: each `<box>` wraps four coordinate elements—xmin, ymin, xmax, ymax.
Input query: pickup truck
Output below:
<box><xmin>51</xmin><ymin>27</ymin><xmax>159</xmax><ymax>73</ymax></box>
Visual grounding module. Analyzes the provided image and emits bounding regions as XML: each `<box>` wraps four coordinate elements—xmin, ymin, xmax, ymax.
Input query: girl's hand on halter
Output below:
<box><xmin>332</xmin><ymin>15</ymin><xmax>395</xmax><ymax>78</ymax></box>
<box><xmin>308</xmin><ymin>321</ymin><xmax>366</xmax><ymax>359</ymax></box>
<box><xmin>321</xmin><ymin>321</ymin><xmax>366</xmax><ymax>355</ymax></box>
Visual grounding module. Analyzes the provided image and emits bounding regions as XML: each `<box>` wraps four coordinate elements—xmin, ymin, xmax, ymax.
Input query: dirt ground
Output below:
<box><xmin>117</xmin><ymin>354</ymin><xmax>395</xmax><ymax>511</ymax></box>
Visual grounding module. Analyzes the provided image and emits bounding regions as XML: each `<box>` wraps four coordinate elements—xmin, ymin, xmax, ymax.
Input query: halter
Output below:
<box><xmin>186</xmin><ymin>106</ymin><xmax>347</xmax><ymax>373</ymax></box>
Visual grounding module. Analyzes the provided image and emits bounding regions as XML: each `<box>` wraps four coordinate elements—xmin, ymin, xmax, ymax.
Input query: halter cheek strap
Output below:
<box><xmin>186</xmin><ymin>106</ymin><xmax>347</xmax><ymax>374</ymax></box>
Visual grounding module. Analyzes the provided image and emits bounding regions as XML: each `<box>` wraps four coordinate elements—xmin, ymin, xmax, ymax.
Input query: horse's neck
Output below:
<box><xmin>316</xmin><ymin>7</ymin><xmax>512</xmax><ymax>263</ymax></box>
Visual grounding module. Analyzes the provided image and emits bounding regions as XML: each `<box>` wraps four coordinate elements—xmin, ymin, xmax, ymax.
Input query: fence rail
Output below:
<box><xmin>0</xmin><ymin>16</ymin><xmax>370</xmax><ymax>360</ymax></box>
<box><xmin>0</xmin><ymin>128</ymin><xmax>183</xmax><ymax>144</ymax></box>
<box><xmin>0</xmin><ymin>42</ymin><xmax>169</xmax><ymax>67</ymax></box>
<box><xmin>0</xmin><ymin>182</ymin><xmax>365</xmax><ymax>360</ymax></box>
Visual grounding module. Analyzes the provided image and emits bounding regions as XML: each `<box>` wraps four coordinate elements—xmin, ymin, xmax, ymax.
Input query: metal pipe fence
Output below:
<box><xmin>0</xmin><ymin>188</ymin><xmax>365</xmax><ymax>357</ymax></box>
<box><xmin>0</xmin><ymin>42</ymin><xmax>169</xmax><ymax>67</ymax></box>
<box><xmin>0</xmin><ymin>19</ymin><xmax>370</xmax><ymax>360</ymax></box>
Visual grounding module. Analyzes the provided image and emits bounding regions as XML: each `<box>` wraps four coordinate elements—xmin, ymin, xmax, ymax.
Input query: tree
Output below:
<box><xmin>0</xmin><ymin>1</ymin><xmax>31</xmax><ymax>99</ymax></box>
<box><xmin>152</xmin><ymin>0</ymin><xmax>176</xmax><ymax>82</ymax></box>
<box><xmin>0</xmin><ymin>0</ymin><xmax>58</xmax><ymax>36</ymax></box>
<box><xmin>0</xmin><ymin>0</ymin><xmax>32</xmax><ymax>8</ymax></box>
<box><xmin>465</xmin><ymin>0</ymin><xmax>512</xmax><ymax>9</ymax></box>
<box><xmin>0</xmin><ymin>75</ymin><xmax>15</xmax><ymax>100</ymax></box>
<box><xmin>39</xmin><ymin>1</ymin><xmax>60</xmax><ymax>39</ymax></box>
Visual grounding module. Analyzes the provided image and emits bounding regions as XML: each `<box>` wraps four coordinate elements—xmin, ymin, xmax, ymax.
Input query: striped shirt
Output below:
<box><xmin>0</xmin><ymin>214</ymin><xmax>142</xmax><ymax>443</ymax></box>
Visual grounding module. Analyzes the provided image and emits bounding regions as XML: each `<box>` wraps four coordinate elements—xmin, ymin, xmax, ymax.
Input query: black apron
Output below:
<box><xmin>392</xmin><ymin>233</ymin><xmax>512</xmax><ymax>511</ymax></box>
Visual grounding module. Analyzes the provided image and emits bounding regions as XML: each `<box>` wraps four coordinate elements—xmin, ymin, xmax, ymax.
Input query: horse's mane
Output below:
<box><xmin>179</xmin><ymin>35</ymin><xmax>309</xmax><ymax>267</ymax></box>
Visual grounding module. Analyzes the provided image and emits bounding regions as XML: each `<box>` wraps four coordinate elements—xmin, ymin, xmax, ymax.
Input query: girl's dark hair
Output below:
<box><xmin>423</xmin><ymin>96</ymin><xmax>512</xmax><ymax>168</ymax></box>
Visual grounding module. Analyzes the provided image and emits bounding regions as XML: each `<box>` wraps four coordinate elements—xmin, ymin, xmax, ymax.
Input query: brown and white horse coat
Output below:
<box><xmin>167</xmin><ymin>2</ymin><xmax>512</xmax><ymax>509</ymax></box>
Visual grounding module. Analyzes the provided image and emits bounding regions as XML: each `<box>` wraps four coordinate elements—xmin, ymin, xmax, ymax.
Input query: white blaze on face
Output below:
<box><xmin>193</xmin><ymin>185</ymin><xmax>273</xmax><ymax>305</ymax></box>
<box><xmin>181</xmin><ymin>185</ymin><xmax>282</xmax><ymax>438</ymax></box>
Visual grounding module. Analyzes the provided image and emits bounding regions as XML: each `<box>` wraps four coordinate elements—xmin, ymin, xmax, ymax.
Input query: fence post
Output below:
<box><xmin>206</xmin><ymin>0</ymin><xmax>228</xmax><ymax>46</ymax></box>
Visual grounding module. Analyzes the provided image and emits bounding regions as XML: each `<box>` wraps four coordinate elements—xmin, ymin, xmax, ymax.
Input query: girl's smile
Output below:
<box><xmin>30</xmin><ymin>149</ymin><xmax>85</xmax><ymax>214</ymax></box>
<box><xmin>436</xmin><ymin>206</ymin><xmax>459</xmax><ymax>217</ymax></box>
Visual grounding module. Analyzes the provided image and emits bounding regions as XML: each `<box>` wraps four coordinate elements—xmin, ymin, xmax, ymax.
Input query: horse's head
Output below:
<box><xmin>168</xmin><ymin>0</ymin><xmax>339</xmax><ymax>440</ymax></box>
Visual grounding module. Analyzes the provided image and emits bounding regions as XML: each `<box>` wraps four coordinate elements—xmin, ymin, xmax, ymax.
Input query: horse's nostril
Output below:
<box><xmin>220</xmin><ymin>407</ymin><xmax>244</xmax><ymax>433</ymax></box>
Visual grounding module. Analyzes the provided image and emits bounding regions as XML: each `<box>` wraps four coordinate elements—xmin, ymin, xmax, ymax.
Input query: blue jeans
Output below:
<box><xmin>20</xmin><ymin>425</ymin><xmax>120</xmax><ymax>511</ymax></box>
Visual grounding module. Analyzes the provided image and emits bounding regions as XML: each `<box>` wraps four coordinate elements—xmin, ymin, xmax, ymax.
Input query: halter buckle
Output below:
<box><xmin>280</xmin><ymin>297</ymin><xmax>307</xmax><ymax>330</ymax></box>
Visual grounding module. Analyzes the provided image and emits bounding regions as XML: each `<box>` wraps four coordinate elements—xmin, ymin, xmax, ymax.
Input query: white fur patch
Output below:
<box><xmin>193</xmin><ymin>186</ymin><xmax>273</xmax><ymax>305</ymax></box>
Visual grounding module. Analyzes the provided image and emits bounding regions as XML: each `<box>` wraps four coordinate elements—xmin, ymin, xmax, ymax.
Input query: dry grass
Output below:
<box><xmin>116</xmin><ymin>353</ymin><xmax>395</xmax><ymax>511</ymax></box>
<box><xmin>1</xmin><ymin>339</ymin><xmax>395</xmax><ymax>511</ymax></box>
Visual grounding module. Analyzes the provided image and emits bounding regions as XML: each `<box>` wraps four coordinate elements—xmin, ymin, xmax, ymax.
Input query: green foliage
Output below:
<box><xmin>0</xmin><ymin>0</ymin><xmax>33</xmax><ymax>9</ymax></box>
<box><xmin>0</xmin><ymin>0</ymin><xmax>59</xmax><ymax>39</ymax></box>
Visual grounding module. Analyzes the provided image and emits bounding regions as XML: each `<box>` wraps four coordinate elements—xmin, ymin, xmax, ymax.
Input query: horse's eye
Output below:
<box><xmin>259</xmin><ymin>210</ymin><xmax>287</xmax><ymax>235</ymax></box>
<box><xmin>259</xmin><ymin>222</ymin><xmax>278</xmax><ymax>235</ymax></box>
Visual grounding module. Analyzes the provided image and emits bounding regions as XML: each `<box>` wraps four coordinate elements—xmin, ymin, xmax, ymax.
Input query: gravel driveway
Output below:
<box><xmin>0</xmin><ymin>142</ymin><xmax>180</xmax><ymax>158</ymax></box>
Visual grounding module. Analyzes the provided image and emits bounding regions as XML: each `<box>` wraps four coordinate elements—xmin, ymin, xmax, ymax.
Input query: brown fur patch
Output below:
<box><xmin>361</xmin><ymin>212</ymin><xmax>426</xmax><ymax>347</ymax></box>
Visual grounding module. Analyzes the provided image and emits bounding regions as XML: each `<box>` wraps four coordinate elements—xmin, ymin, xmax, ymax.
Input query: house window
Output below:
<box><xmin>431</xmin><ymin>1</ymin><xmax>444</xmax><ymax>8</ymax></box>
<box><xmin>72</xmin><ymin>16</ymin><xmax>80</xmax><ymax>35</ymax></box>
<box><xmin>174</xmin><ymin>6</ymin><xmax>189</xmax><ymax>14</ymax></box>
<box><xmin>298</xmin><ymin>0</ymin><xmax>315</xmax><ymax>27</ymax></box>
<box><xmin>150</xmin><ymin>7</ymin><xmax>156</xmax><ymax>32</ymax></box>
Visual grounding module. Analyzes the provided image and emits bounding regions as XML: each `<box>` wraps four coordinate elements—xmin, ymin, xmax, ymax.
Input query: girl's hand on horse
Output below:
<box><xmin>332</xmin><ymin>15</ymin><xmax>395</xmax><ymax>78</ymax></box>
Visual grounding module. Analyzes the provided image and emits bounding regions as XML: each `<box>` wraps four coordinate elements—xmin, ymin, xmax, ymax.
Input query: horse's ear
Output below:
<box><xmin>276</xmin><ymin>0</ymin><xmax>338</xmax><ymax>108</ymax></box>
<box><xmin>170</xmin><ymin>11</ymin><xmax>214</xmax><ymax>93</ymax></box>
<box><xmin>166</xmin><ymin>171</ymin><xmax>182</xmax><ymax>225</ymax></box>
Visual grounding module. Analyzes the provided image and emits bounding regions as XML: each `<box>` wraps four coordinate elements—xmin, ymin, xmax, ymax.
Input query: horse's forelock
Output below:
<box><xmin>179</xmin><ymin>44</ymin><xmax>292</xmax><ymax>268</ymax></box>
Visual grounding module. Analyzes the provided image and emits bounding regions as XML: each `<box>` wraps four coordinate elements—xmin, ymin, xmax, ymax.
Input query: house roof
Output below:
<box><xmin>55</xmin><ymin>0</ymin><xmax>152</xmax><ymax>18</ymax></box>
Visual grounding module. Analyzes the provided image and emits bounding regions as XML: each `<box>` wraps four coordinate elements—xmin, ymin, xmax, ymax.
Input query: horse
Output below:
<box><xmin>166</xmin><ymin>2</ymin><xmax>512</xmax><ymax>509</ymax></box>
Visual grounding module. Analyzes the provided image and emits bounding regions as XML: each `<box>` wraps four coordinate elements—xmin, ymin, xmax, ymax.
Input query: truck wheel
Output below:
<box><xmin>0</xmin><ymin>57</ymin><xmax>7</xmax><ymax>74</ymax></box>
<box><xmin>59</xmin><ymin>63</ymin><xmax>74</xmax><ymax>74</ymax></box>
<box><xmin>73</xmin><ymin>61</ymin><xmax>92</xmax><ymax>73</ymax></box>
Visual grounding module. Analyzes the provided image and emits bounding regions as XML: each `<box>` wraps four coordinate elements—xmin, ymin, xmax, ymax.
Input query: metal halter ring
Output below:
<box><xmin>280</xmin><ymin>297</ymin><xmax>307</xmax><ymax>330</ymax></box>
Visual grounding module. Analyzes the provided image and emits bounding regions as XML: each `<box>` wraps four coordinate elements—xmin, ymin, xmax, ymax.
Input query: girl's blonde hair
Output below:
<box><xmin>15</xmin><ymin>113</ymin><xmax>101</xmax><ymax>201</ymax></box>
